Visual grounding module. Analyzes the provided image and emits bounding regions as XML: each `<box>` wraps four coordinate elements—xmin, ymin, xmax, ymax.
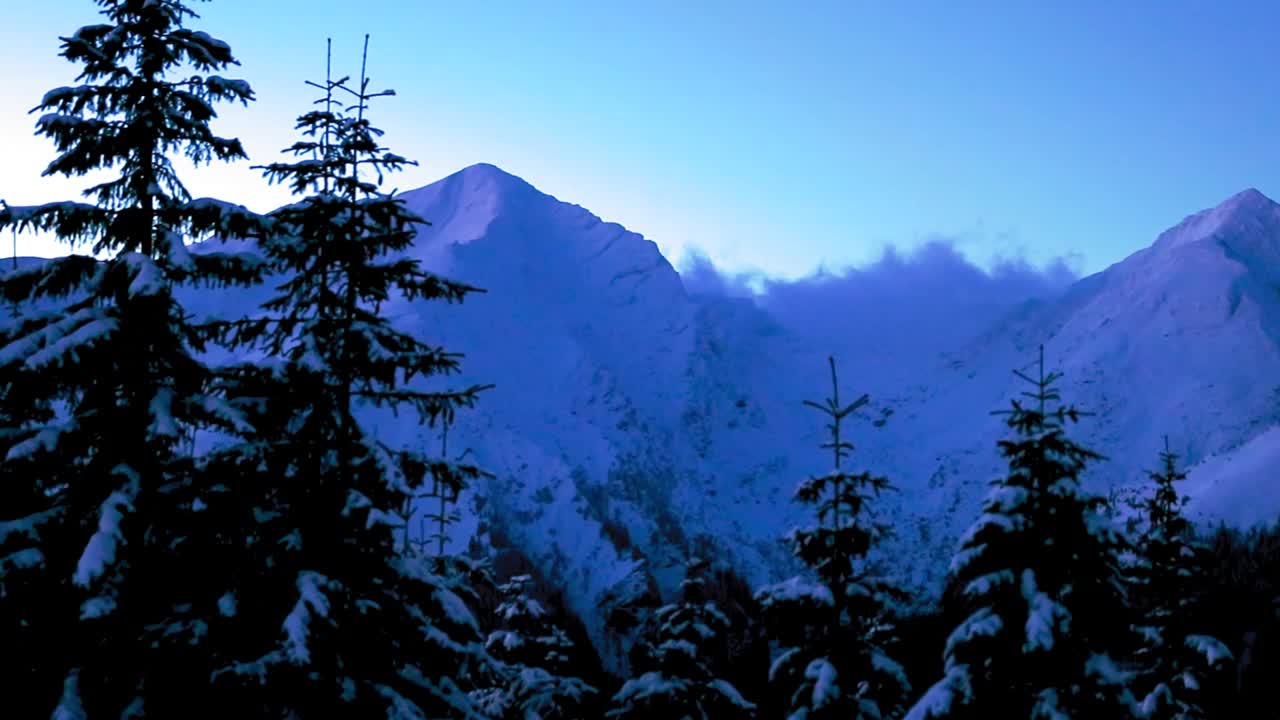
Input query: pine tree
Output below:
<box><xmin>755</xmin><ymin>357</ymin><xmax>909</xmax><ymax>720</ymax></box>
<box><xmin>472</xmin><ymin>574</ymin><xmax>599</xmax><ymax>719</ymax></box>
<box><xmin>609</xmin><ymin>558</ymin><xmax>757</xmax><ymax>719</ymax></box>
<box><xmin>200</xmin><ymin>36</ymin><xmax>493</xmax><ymax>717</ymax></box>
<box><xmin>906</xmin><ymin>346</ymin><xmax>1136</xmax><ymax>719</ymax></box>
<box><xmin>0</xmin><ymin>0</ymin><xmax>266</xmax><ymax>713</ymax></box>
<box><xmin>1127</xmin><ymin>438</ymin><xmax>1232</xmax><ymax>719</ymax></box>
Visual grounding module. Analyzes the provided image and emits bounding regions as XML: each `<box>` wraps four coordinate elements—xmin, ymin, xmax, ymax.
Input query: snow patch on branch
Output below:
<box><xmin>25</xmin><ymin>316</ymin><xmax>117</xmax><ymax>370</ymax></box>
<box><xmin>1021</xmin><ymin>569</ymin><xmax>1068</xmax><ymax>653</ymax></box>
<box><xmin>164</xmin><ymin>229</ymin><xmax>195</xmax><ymax>270</ymax></box>
<box><xmin>80</xmin><ymin>595</ymin><xmax>116</xmax><ymax>620</ymax></box>
<box><xmin>710</xmin><ymin>678</ymin><xmax>757</xmax><ymax>711</ymax></box>
<box><xmin>73</xmin><ymin>471</ymin><xmax>138</xmax><ymax>588</ymax></box>
<box><xmin>963</xmin><ymin>569</ymin><xmax>1013</xmax><ymax>597</ymax></box>
<box><xmin>52</xmin><ymin>669</ymin><xmax>86</xmax><ymax>720</ymax></box>
<box><xmin>218</xmin><ymin>591</ymin><xmax>238</xmax><ymax>618</ymax></box>
<box><xmin>148</xmin><ymin>386</ymin><xmax>179</xmax><ymax>438</ymax></box>
<box><xmin>0</xmin><ymin>306</ymin><xmax>113</xmax><ymax>371</ymax></box>
<box><xmin>284</xmin><ymin>571</ymin><xmax>334</xmax><ymax>664</ymax></box>
<box><xmin>0</xmin><ymin>509</ymin><xmax>56</xmax><ymax>545</ymax></box>
<box><xmin>122</xmin><ymin>252</ymin><xmax>165</xmax><ymax>297</ymax></box>
<box><xmin>904</xmin><ymin>666</ymin><xmax>972</xmax><ymax>720</ymax></box>
<box><xmin>756</xmin><ymin>576</ymin><xmax>835</xmax><ymax>608</ymax></box>
<box><xmin>1031</xmin><ymin>688</ymin><xmax>1070</xmax><ymax>720</ymax></box>
<box><xmin>1084</xmin><ymin>653</ymin><xmax>1129</xmax><ymax>686</ymax></box>
<box><xmin>1</xmin><ymin>547</ymin><xmax>45</xmax><ymax>572</ymax></box>
<box><xmin>1185</xmin><ymin>634</ymin><xmax>1232</xmax><ymax>666</ymax></box>
<box><xmin>805</xmin><ymin>657</ymin><xmax>840</xmax><ymax>710</ymax></box>
<box><xmin>944</xmin><ymin>608</ymin><xmax>1003</xmax><ymax>658</ymax></box>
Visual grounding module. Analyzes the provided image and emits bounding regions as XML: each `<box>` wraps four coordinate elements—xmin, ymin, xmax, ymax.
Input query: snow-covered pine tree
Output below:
<box><xmin>200</xmin><ymin>37</ymin><xmax>492</xmax><ymax>718</ymax></box>
<box><xmin>608</xmin><ymin>558</ymin><xmax>757</xmax><ymax>719</ymax></box>
<box><xmin>0</xmin><ymin>0</ymin><xmax>268</xmax><ymax>714</ymax></box>
<box><xmin>906</xmin><ymin>346</ymin><xmax>1136</xmax><ymax>719</ymax></box>
<box><xmin>754</xmin><ymin>357</ymin><xmax>909</xmax><ymax>720</ymax></box>
<box><xmin>471</xmin><ymin>574</ymin><xmax>599</xmax><ymax>719</ymax></box>
<box><xmin>1127</xmin><ymin>438</ymin><xmax>1232</xmax><ymax>719</ymax></box>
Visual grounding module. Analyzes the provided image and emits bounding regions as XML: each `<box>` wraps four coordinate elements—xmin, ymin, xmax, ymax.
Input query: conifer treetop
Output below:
<box><xmin>1133</xmin><ymin>436</ymin><xmax>1191</xmax><ymax>540</ymax></box>
<box><xmin>1127</xmin><ymin>437</ymin><xmax>1232</xmax><ymax>719</ymax></box>
<box><xmin>907</xmin><ymin>346</ymin><xmax>1133</xmax><ymax>720</ymax></box>
<box><xmin>790</xmin><ymin>356</ymin><xmax>891</xmax><ymax>591</ymax></box>
<box><xmin>754</xmin><ymin>356</ymin><xmax>908</xmax><ymax>720</ymax></box>
<box><xmin>212</xmin><ymin>35</ymin><xmax>492</xmax><ymax>430</ymax></box>
<box><xmin>193</xmin><ymin>39</ymin><xmax>495</xmax><ymax>718</ymax></box>
<box><xmin>991</xmin><ymin>344</ymin><xmax>1096</xmax><ymax>449</ymax></box>
<box><xmin>1</xmin><ymin>0</ymin><xmax>256</xmax><ymax>260</ymax></box>
<box><xmin>801</xmin><ymin>355</ymin><xmax>869</xmax><ymax>471</ymax></box>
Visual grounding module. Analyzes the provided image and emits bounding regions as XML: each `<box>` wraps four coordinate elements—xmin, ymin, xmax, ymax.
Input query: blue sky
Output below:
<box><xmin>3</xmin><ymin>0</ymin><xmax>1278</xmax><ymax>278</ymax></box>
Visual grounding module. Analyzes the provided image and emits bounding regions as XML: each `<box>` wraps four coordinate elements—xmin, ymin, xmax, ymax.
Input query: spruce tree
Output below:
<box><xmin>906</xmin><ymin>346</ymin><xmax>1136</xmax><ymax>719</ymax></box>
<box><xmin>609</xmin><ymin>558</ymin><xmax>757</xmax><ymax>719</ymax></box>
<box><xmin>200</xmin><ymin>36</ymin><xmax>492</xmax><ymax>717</ymax></box>
<box><xmin>1127</xmin><ymin>438</ymin><xmax>1232</xmax><ymax>719</ymax></box>
<box><xmin>755</xmin><ymin>357</ymin><xmax>909</xmax><ymax>720</ymax></box>
<box><xmin>0</xmin><ymin>0</ymin><xmax>265</xmax><ymax>713</ymax></box>
<box><xmin>472</xmin><ymin>574</ymin><xmax>599</xmax><ymax>719</ymax></box>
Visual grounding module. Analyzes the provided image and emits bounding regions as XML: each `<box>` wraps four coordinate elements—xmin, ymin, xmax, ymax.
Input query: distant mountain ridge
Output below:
<box><xmin>108</xmin><ymin>164</ymin><xmax>1280</xmax><ymax>649</ymax></box>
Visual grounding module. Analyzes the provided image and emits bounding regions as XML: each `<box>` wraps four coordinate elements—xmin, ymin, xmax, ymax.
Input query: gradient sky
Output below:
<box><xmin>3</xmin><ymin>0</ymin><xmax>1279</xmax><ymax>278</ymax></box>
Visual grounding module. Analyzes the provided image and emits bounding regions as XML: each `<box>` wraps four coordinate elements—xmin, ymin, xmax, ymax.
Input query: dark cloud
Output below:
<box><xmin>677</xmin><ymin>239</ymin><xmax>1080</xmax><ymax>370</ymax></box>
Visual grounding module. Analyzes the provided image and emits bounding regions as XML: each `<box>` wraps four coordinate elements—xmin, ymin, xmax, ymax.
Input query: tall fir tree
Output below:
<box><xmin>755</xmin><ymin>357</ymin><xmax>909</xmax><ymax>720</ymax></box>
<box><xmin>0</xmin><ymin>0</ymin><xmax>267</xmax><ymax>713</ymax></box>
<box><xmin>906</xmin><ymin>346</ymin><xmax>1136</xmax><ymax>719</ymax></box>
<box><xmin>608</xmin><ymin>558</ymin><xmax>757</xmax><ymax>720</ymax></box>
<box><xmin>1127</xmin><ymin>438</ymin><xmax>1232</xmax><ymax>719</ymax></box>
<box><xmin>200</xmin><ymin>36</ymin><xmax>493</xmax><ymax>717</ymax></box>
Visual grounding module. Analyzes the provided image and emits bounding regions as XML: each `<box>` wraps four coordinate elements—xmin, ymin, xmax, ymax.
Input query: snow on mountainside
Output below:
<box><xmin>371</xmin><ymin>167</ymin><xmax>1280</xmax><ymax>646</ymax></box>
<box><xmin>102</xmin><ymin>165</ymin><xmax>1280</xmax><ymax>653</ymax></box>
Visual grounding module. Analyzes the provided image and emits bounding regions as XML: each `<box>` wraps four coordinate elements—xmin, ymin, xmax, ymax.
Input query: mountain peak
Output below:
<box><xmin>1153</xmin><ymin>187</ymin><xmax>1280</xmax><ymax>252</ymax></box>
<box><xmin>453</xmin><ymin>162</ymin><xmax>529</xmax><ymax>185</ymax></box>
<box><xmin>392</xmin><ymin>163</ymin><xmax>544</xmax><ymax>249</ymax></box>
<box><xmin>1218</xmin><ymin>187</ymin><xmax>1273</xmax><ymax>215</ymax></box>
<box><xmin>434</xmin><ymin>162</ymin><xmax>537</xmax><ymax>199</ymax></box>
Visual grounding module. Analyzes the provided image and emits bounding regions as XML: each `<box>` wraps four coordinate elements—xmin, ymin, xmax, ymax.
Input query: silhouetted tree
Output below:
<box><xmin>756</xmin><ymin>357</ymin><xmax>909</xmax><ymax>719</ymax></box>
<box><xmin>907</xmin><ymin>346</ymin><xmax>1136</xmax><ymax>719</ymax></box>
<box><xmin>0</xmin><ymin>0</ymin><xmax>264</xmax><ymax>713</ymax></box>
<box><xmin>1126</xmin><ymin>438</ymin><xmax>1232</xmax><ymax>718</ymax></box>
<box><xmin>201</xmin><ymin>36</ymin><xmax>492</xmax><ymax>717</ymax></box>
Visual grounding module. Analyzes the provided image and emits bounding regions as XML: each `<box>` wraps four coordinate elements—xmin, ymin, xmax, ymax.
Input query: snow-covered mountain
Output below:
<box><xmin>191</xmin><ymin>165</ymin><xmax>1280</xmax><ymax>647</ymax></box>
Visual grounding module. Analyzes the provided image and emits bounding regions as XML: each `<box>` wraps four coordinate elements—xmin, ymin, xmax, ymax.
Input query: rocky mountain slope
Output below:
<box><xmin>180</xmin><ymin>165</ymin><xmax>1280</xmax><ymax>646</ymax></box>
